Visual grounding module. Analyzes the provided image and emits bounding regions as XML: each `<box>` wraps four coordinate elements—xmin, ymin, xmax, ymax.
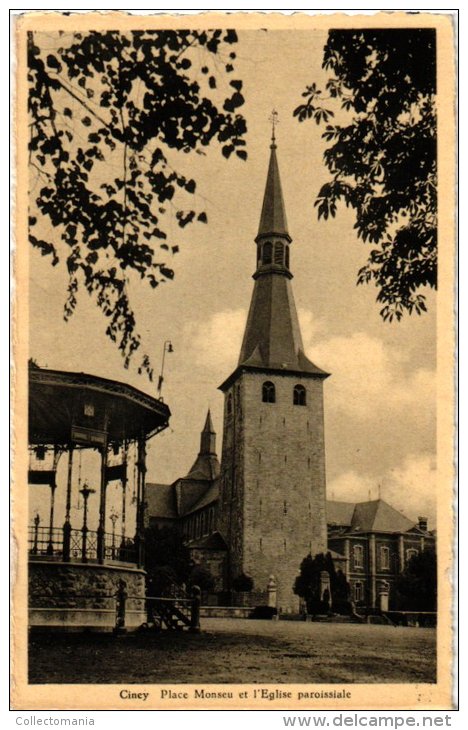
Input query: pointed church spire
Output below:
<box><xmin>222</xmin><ymin>126</ymin><xmax>329</xmax><ymax>382</ymax></box>
<box><xmin>257</xmin><ymin>111</ymin><xmax>290</xmax><ymax>241</ymax></box>
<box><xmin>185</xmin><ymin>410</ymin><xmax>220</xmax><ymax>480</ymax></box>
<box><xmin>200</xmin><ymin>409</ymin><xmax>215</xmax><ymax>455</ymax></box>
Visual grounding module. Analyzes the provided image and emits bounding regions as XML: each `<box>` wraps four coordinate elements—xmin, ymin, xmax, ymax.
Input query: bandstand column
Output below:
<box><xmin>97</xmin><ymin>444</ymin><xmax>108</xmax><ymax>564</ymax></box>
<box><xmin>62</xmin><ymin>445</ymin><xmax>74</xmax><ymax>561</ymax></box>
<box><xmin>134</xmin><ymin>436</ymin><xmax>147</xmax><ymax>568</ymax></box>
<box><xmin>47</xmin><ymin>482</ymin><xmax>57</xmax><ymax>555</ymax></box>
<box><xmin>121</xmin><ymin>450</ymin><xmax>127</xmax><ymax>539</ymax></box>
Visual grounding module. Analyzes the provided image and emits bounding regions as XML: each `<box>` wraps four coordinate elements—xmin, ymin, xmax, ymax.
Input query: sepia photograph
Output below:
<box><xmin>12</xmin><ymin>9</ymin><xmax>456</xmax><ymax>710</ymax></box>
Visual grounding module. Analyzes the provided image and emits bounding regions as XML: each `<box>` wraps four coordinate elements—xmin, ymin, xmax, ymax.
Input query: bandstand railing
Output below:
<box><xmin>28</xmin><ymin>525</ymin><xmax>63</xmax><ymax>557</ymax></box>
<box><xmin>28</xmin><ymin>522</ymin><xmax>137</xmax><ymax>565</ymax></box>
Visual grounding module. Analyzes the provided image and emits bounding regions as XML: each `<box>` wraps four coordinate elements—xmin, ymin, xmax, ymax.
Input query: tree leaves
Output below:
<box><xmin>28</xmin><ymin>29</ymin><xmax>247</xmax><ymax>377</ymax></box>
<box><xmin>296</xmin><ymin>29</ymin><xmax>437</xmax><ymax>322</ymax></box>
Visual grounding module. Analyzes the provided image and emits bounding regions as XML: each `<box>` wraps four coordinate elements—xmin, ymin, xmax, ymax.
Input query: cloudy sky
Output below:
<box><xmin>29</xmin><ymin>28</ymin><xmax>436</xmax><ymax>527</ymax></box>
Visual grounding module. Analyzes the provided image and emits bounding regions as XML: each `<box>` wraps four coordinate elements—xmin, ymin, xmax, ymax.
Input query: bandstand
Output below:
<box><xmin>28</xmin><ymin>361</ymin><xmax>170</xmax><ymax>631</ymax></box>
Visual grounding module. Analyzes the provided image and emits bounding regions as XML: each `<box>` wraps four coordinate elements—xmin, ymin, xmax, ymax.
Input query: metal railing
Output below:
<box><xmin>28</xmin><ymin>526</ymin><xmax>63</xmax><ymax>557</ymax></box>
<box><xmin>28</xmin><ymin>523</ymin><xmax>136</xmax><ymax>565</ymax></box>
<box><xmin>104</xmin><ymin>533</ymin><xmax>136</xmax><ymax>564</ymax></box>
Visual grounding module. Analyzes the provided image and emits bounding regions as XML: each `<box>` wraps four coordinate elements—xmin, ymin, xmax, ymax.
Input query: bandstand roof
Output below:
<box><xmin>29</xmin><ymin>362</ymin><xmax>171</xmax><ymax>447</ymax></box>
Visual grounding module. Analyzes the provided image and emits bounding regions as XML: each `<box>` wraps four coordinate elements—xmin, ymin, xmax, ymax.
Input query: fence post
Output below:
<box><xmin>190</xmin><ymin>585</ymin><xmax>201</xmax><ymax>633</ymax></box>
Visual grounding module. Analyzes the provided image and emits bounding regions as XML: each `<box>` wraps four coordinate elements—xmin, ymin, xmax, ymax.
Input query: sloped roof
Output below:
<box><xmin>351</xmin><ymin>500</ymin><xmax>416</xmax><ymax>533</ymax></box>
<box><xmin>257</xmin><ymin>144</ymin><xmax>289</xmax><ymax>239</ymax></box>
<box><xmin>184</xmin><ymin>479</ymin><xmax>220</xmax><ymax>516</ymax></box>
<box><xmin>186</xmin><ymin>531</ymin><xmax>228</xmax><ymax>551</ymax></box>
<box><xmin>327</xmin><ymin>500</ymin><xmax>356</xmax><ymax>527</ymax></box>
<box><xmin>185</xmin><ymin>453</ymin><xmax>220</xmax><ymax>481</ymax></box>
<box><xmin>146</xmin><ymin>483</ymin><xmax>177</xmax><ymax>519</ymax></box>
<box><xmin>236</xmin><ymin>272</ymin><xmax>328</xmax><ymax>377</ymax></box>
<box><xmin>327</xmin><ymin>499</ymin><xmax>418</xmax><ymax>534</ymax></box>
<box><xmin>175</xmin><ymin>479</ymin><xmax>211</xmax><ymax>516</ymax></box>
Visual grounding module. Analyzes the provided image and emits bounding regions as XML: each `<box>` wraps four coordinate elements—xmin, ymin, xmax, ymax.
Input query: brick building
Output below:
<box><xmin>327</xmin><ymin>500</ymin><xmax>434</xmax><ymax>610</ymax></box>
<box><xmin>146</xmin><ymin>135</ymin><xmax>435</xmax><ymax>612</ymax></box>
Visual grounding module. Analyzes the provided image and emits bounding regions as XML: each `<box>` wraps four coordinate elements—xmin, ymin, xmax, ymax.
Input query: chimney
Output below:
<box><xmin>418</xmin><ymin>516</ymin><xmax>428</xmax><ymax>532</ymax></box>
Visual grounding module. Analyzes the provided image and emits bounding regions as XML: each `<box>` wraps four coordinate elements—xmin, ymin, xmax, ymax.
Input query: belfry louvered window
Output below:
<box><xmin>274</xmin><ymin>242</ymin><xmax>284</xmax><ymax>265</ymax></box>
<box><xmin>293</xmin><ymin>384</ymin><xmax>306</xmax><ymax>406</ymax></box>
<box><xmin>262</xmin><ymin>381</ymin><xmax>276</xmax><ymax>403</ymax></box>
<box><xmin>263</xmin><ymin>241</ymin><xmax>272</xmax><ymax>265</ymax></box>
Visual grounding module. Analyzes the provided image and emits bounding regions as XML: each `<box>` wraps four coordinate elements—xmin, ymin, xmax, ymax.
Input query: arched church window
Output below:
<box><xmin>293</xmin><ymin>384</ymin><xmax>306</xmax><ymax>406</ymax></box>
<box><xmin>262</xmin><ymin>381</ymin><xmax>275</xmax><ymax>403</ymax></box>
<box><xmin>285</xmin><ymin>246</ymin><xmax>290</xmax><ymax>269</ymax></box>
<box><xmin>274</xmin><ymin>242</ymin><xmax>284</xmax><ymax>265</ymax></box>
<box><xmin>263</xmin><ymin>241</ymin><xmax>272</xmax><ymax>265</ymax></box>
<box><xmin>227</xmin><ymin>393</ymin><xmax>233</xmax><ymax>416</ymax></box>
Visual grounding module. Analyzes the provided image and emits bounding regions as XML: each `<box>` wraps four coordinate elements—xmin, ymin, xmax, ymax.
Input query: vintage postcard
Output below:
<box><xmin>12</xmin><ymin>10</ymin><xmax>456</xmax><ymax>710</ymax></box>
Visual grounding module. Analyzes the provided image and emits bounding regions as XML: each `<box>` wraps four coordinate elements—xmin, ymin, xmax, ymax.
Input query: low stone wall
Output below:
<box><xmin>200</xmin><ymin>606</ymin><xmax>253</xmax><ymax>619</ymax></box>
<box><xmin>29</xmin><ymin>560</ymin><xmax>146</xmax><ymax>631</ymax></box>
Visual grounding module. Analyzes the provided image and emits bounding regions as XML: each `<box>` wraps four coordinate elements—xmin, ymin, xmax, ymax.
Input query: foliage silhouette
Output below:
<box><xmin>295</xmin><ymin>29</ymin><xmax>436</xmax><ymax>321</ymax></box>
<box><xmin>28</xmin><ymin>29</ymin><xmax>246</xmax><ymax>376</ymax></box>
<box><xmin>396</xmin><ymin>548</ymin><xmax>437</xmax><ymax>611</ymax></box>
<box><xmin>294</xmin><ymin>551</ymin><xmax>350</xmax><ymax>615</ymax></box>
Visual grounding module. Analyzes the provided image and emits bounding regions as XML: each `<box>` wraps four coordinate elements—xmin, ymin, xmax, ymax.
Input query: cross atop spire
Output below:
<box><xmin>269</xmin><ymin>108</ymin><xmax>279</xmax><ymax>148</ymax></box>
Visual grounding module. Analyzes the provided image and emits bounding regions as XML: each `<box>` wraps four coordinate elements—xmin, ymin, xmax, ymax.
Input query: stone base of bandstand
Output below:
<box><xmin>29</xmin><ymin>560</ymin><xmax>146</xmax><ymax>632</ymax></box>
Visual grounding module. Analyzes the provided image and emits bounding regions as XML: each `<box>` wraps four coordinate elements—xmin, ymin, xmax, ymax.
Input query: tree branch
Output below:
<box><xmin>54</xmin><ymin>75</ymin><xmax>113</xmax><ymax>132</ymax></box>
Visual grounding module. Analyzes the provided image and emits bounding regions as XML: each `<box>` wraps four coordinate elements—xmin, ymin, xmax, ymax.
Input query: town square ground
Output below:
<box><xmin>29</xmin><ymin>618</ymin><xmax>436</xmax><ymax>685</ymax></box>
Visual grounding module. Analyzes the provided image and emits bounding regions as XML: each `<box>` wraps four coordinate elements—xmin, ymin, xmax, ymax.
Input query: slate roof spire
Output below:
<box><xmin>231</xmin><ymin>129</ymin><xmax>329</xmax><ymax>380</ymax></box>
<box><xmin>200</xmin><ymin>409</ymin><xmax>216</xmax><ymax>455</ymax></box>
<box><xmin>185</xmin><ymin>410</ymin><xmax>220</xmax><ymax>480</ymax></box>
<box><xmin>256</xmin><ymin>111</ymin><xmax>290</xmax><ymax>241</ymax></box>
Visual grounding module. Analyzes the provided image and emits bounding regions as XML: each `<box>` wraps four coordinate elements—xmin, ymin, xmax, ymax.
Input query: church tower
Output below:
<box><xmin>218</xmin><ymin>128</ymin><xmax>329</xmax><ymax>611</ymax></box>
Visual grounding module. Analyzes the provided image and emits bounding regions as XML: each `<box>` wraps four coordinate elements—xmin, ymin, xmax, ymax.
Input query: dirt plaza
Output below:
<box><xmin>29</xmin><ymin>618</ymin><xmax>436</xmax><ymax>685</ymax></box>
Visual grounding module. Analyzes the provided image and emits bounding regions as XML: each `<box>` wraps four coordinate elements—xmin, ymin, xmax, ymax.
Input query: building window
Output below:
<box><xmin>293</xmin><ymin>384</ymin><xmax>306</xmax><ymax>406</ymax></box>
<box><xmin>406</xmin><ymin>548</ymin><xmax>418</xmax><ymax>565</ymax></box>
<box><xmin>227</xmin><ymin>393</ymin><xmax>233</xmax><ymax>416</ymax></box>
<box><xmin>353</xmin><ymin>544</ymin><xmax>364</xmax><ymax>569</ymax></box>
<box><xmin>380</xmin><ymin>546</ymin><xmax>390</xmax><ymax>570</ymax></box>
<box><xmin>285</xmin><ymin>246</ymin><xmax>290</xmax><ymax>269</ymax></box>
<box><xmin>263</xmin><ymin>241</ymin><xmax>272</xmax><ymax>265</ymax></box>
<box><xmin>274</xmin><ymin>242</ymin><xmax>284</xmax><ymax>265</ymax></box>
<box><xmin>354</xmin><ymin>581</ymin><xmax>363</xmax><ymax>602</ymax></box>
<box><xmin>283</xmin><ymin>500</ymin><xmax>288</xmax><ymax>515</ymax></box>
<box><xmin>262</xmin><ymin>381</ymin><xmax>275</xmax><ymax>403</ymax></box>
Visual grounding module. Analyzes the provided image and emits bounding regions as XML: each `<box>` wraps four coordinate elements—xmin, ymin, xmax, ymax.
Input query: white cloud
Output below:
<box><xmin>328</xmin><ymin>452</ymin><xmax>437</xmax><ymax>528</ymax></box>
<box><xmin>184</xmin><ymin>308</ymin><xmax>247</xmax><ymax>374</ymax></box>
<box><xmin>297</xmin><ymin>314</ymin><xmax>435</xmax><ymax>423</ymax></box>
